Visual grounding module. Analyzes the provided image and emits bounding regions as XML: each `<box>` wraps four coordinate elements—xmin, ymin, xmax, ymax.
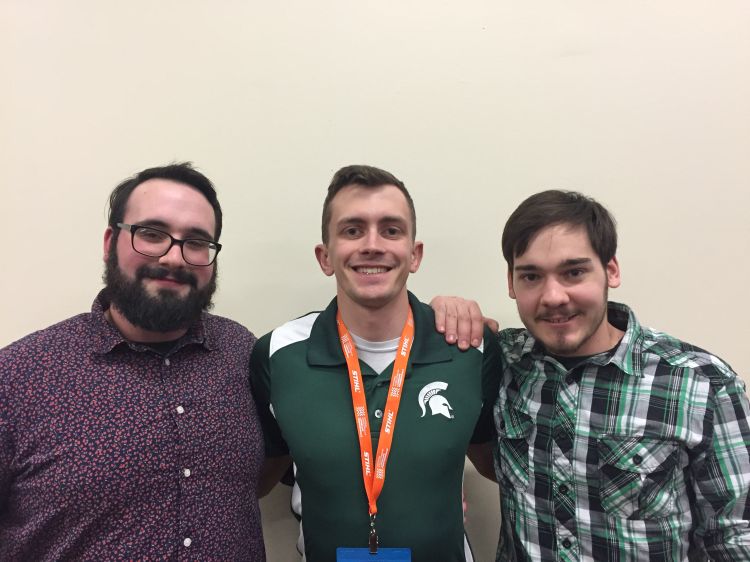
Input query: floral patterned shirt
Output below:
<box><xmin>0</xmin><ymin>291</ymin><xmax>265</xmax><ymax>561</ymax></box>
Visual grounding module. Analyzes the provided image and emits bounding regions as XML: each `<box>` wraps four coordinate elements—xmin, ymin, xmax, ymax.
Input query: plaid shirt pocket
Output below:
<box><xmin>598</xmin><ymin>435</ymin><xmax>680</xmax><ymax>519</ymax></box>
<box><xmin>496</xmin><ymin>407</ymin><xmax>534</xmax><ymax>491</ymax></box>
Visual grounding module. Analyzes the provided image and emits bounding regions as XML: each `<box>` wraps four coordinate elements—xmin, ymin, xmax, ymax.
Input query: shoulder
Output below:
<box><xmin>0</xmin><ymin>313</ymin><xmax>92</xmax><ymax>391</ymax></box>
<box><xmin>498</xmin><ymin>327</ymin><xmax>529</xmax><ymax>343</ymax></box>
<box><xmin>497</xmin><ymin>327</ymin><xmax>531</xmax><ymax>356</ymax></box>
<box><xmin>639</xmin><ymin>326</ymin><xmax>739</xmax><ymax>389</ymax></box>
<box><xmin>1</xmin><ymin>313</ymin><xmax>91</xmax><ymax>360</ymax></box>
<box><xmin>266</xmin><ymin>312</ymin><xmax>320</xmax><ymax>358</ymax></box>
<box><xmin>249</xmin><ymin>312</ymin><xmax>322</xmax><ymax>380</ymax></box>
<box><xmin>203</xmin><ymin>312</ymin><xmax>256</xmax><ymax>343</ymax></box>
<box><xmin>410</xmin><ymin>297</ymin><xmax>435</xmax><ymax>317</ymax></box>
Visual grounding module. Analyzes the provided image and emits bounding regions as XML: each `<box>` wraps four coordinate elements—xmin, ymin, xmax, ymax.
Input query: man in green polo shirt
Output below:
<box><xmin>250</xmin><ymin>164</ymin><xmax>499</xmax><ymax>562</ymax></box>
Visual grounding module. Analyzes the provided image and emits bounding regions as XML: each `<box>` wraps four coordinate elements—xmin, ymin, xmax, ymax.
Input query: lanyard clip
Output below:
<box><xmin>369</xmin><ymin>513</ymin><xmax>378</xmax><ymax>554</ymax></box>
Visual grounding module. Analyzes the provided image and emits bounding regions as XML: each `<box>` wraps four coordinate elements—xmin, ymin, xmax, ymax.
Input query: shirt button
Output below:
<box><xmin>374</xmin><ymin>409</ymin><xmax>383</xmax><ymax>419</ymax></box>
<box><xmin>183</xmin><ymin>468</ymin><xmax>192</xmax><ymax>478</ymax></box>
<box><xmin>183</xmin><ymin>537</ymin><xmax>192</xmax><ymax>547</ymax></box>
<box><xmin>559</xmin><ymin>484</ymin><xmax>569</xmax><ymax>495</ymax></box>
<box><xmin>633</xmin><ymin>454</ymin><xmax>643</xmax><ymax>465</ymax></box>
<box><xmin>562</xmin><ymin>538</ymin><xmax>572</xmax><ymax>549</ymax></box>
<box><xmin>164</xmin><ymin>358</ymin><xmax>171</xmax><ymax>366</ymax></box>
<box><xmin>176</xmin><ymin>405</ymin><xmax>185</xmax><ymax>415</ymax></box>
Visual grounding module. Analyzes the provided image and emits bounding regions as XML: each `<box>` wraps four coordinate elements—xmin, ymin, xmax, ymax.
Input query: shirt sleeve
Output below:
<box><xmin>691</xmin><ymin>362</ymin><xmax>750</xmax><ymax>561</ymax></box>
<box><xmin>470</xmin><ymin>326</ymin><xmax>501</xmax><ymax>444</ymax></box>
<box><xmin>0</xmin><ymin>364</ymin><xmax>13</xmax><ymax>512</ymax></box>
<box><xmin>248</xmin><ymin>332</ymin><xmax>290</xmax><ymax>458</ymax></box>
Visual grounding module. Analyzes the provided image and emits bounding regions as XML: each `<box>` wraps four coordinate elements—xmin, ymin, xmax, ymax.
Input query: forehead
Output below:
<box><xmin>515</xmin><ymin>224</ymin><xmax>596</xmax><ymax>265</ymax></box>
<box><xmin>124</xmin><ymin>178</ymin><xmax>216</xmax><ymax>236</ymax></box>
<box><xmin>329</xmin><ymin>184</ymin><xmax>410</xmax><ymax>220</ymax></box>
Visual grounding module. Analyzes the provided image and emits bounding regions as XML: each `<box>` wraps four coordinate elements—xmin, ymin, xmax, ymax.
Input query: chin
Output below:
<box><xmin>537</xmin><ymin>333</ymin><xmax>581</xmax><ymax>356</ymax></box>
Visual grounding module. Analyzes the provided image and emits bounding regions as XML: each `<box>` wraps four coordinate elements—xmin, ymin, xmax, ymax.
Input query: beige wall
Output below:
<box><xmin>2</xmin><ymin>2</ymin><xmax>749</xmax><ymax>560</ymax></box>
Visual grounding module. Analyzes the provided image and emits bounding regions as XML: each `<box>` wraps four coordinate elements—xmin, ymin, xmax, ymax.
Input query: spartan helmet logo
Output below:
<box><xmin>418</xmin><ymin>381</ymin><xmax>454</xmax><ymax>419</ymax></box>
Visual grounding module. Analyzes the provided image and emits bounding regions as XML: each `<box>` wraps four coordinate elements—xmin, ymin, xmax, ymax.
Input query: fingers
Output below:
<box><xmin>483</xmin><ymin>315</ymin><xmax>500</xmax><ymax>333</ymax></box>
<box><xmin>429</xmin><ymin>296</ymin><xmax>450</xmax><ymax>336</ymax></box>
<box><xmin>429</xmin><ymin>296</ymin><xmax>486</xmax><ymax>350</ymax></box>
<box><xmin>466</xmin><ymin>300</ymin><xmax>485</xmax><ymax>350</ymax></box>
<box><xmin>455</xmin><ymin>299</ymin><xmax>474</xmax><ymax>350</ymax></box>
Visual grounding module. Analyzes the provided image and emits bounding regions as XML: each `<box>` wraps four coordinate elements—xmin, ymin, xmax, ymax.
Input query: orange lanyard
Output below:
<box><xmin>336</xmin><ymin>307</ymin><xmax>414</xmax><ymax>549</ymax></box>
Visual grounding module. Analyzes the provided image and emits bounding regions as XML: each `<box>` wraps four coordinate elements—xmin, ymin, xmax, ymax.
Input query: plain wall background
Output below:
<box><xmin>2</xmin><ymin>2</ymin><xmax>748</xmax><ymax>560</ymax></box>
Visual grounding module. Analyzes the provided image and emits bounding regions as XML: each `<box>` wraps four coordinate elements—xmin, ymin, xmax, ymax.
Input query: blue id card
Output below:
<box><xmin>336</xmin><ymin>547</ymin><xmax>411</xmax><ymax>561</ymax></box>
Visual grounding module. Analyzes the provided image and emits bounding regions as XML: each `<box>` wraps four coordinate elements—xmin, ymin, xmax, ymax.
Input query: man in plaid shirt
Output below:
<box><xmin>494</xmin><ymin>190</ymin><xmax>750</xmax><ymax>561</ymax></box>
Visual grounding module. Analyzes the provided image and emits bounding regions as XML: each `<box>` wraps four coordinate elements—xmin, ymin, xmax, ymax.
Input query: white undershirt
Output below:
<box><xmin>350</xmin><ymin>332</ymin><xmax>399</xmax><ymax>374</ymax></box>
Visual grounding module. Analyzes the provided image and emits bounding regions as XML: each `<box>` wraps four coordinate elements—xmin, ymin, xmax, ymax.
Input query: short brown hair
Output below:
<box><xmin>321</xmin><ymin>165</ymin><xmax>416</xmax><ymax>244</ymax></box>
<box><xmin>502</xmin><ymin>190</ymin><xmax>617</xmax><ymax>269</ymax></box>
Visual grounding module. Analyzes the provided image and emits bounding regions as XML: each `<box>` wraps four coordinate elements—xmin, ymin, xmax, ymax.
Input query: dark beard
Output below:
<box><xmin>104</xmin><ymin>249</ymin><xmax>217</xmax><ymax>333</ymax></box>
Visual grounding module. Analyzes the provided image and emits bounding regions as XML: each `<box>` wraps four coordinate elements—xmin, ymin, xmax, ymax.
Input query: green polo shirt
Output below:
<box><xmin>250</xmin><ymin>292</ymin><xmax>500</xmax><ymax>562</ymax></box>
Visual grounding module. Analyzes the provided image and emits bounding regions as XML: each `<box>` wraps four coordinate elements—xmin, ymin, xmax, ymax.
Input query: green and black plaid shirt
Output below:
<box><xmin>495</xmin><ymin>302</ymin><xmax>750</xmax><ymax>561</ymax></box>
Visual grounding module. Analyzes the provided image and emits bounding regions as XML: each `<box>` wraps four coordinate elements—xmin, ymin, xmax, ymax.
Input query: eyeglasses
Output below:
<box><xmin>117</xmin><ymin>223</ymin><xmax>221</xmax><ymax>266</ymax></box>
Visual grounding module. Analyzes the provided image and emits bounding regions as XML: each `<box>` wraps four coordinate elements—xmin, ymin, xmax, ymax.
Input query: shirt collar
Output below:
<box><xmin>306</xmin><ymin>291</ymin><xmax>452</xmax><ymax>368</ymax></box>
<box><xmin>90</xmin><ymin>289</ymin><xmax>214</xmax><ymax>355</ymax></box>
<box><xmin>603</xmin><ymin>301</ymin><xmax>648</xmax><ymax>376</ymax></box>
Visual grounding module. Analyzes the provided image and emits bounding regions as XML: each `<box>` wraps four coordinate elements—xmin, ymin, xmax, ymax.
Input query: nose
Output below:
<box><xmin>540</xmin><ymin>277</ymin><xmax>570</xmax><ymax>308</ymax></box>
<box><xmin>158</xmin><ymin>241</ymin><xmax>187</xmax><ymax>267</ymax></box>
<box><xmin>360</xmin><ymin>228</ymin><xmax>385</xmax><ymax>254</ymax></box>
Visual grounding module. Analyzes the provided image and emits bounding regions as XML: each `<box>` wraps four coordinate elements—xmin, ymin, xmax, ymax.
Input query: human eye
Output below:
<box><xmin>565</xmin><ymin>268</ymin><xmax>587</xmax><ymax>280</ymax></box>
<box><xmin>184</xmin><ymin>239</ymin><xmax>211</xmax><ymax>251</ymax></box>
<box><xmin>341</xmin><ymin>225</ymin><xmax>362</xmax><ymax>238</ymax></box>
<box><xmin>518</xmin><ymin>273</ymin><xmax>540</xmax><ymax>283</ymax></box>
<box><xmin>382</xmin><ymin>225</ymin><xmax>404</xmax><ymax>238</ymax></box>
<box><xmin>136</xmin><ymin>227</ymin><xmax>168</xmax><ymax>243</ymax></box>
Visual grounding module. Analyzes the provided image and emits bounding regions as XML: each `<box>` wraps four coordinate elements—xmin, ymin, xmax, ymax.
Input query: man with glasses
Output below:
<box><xmin>0</xmin><ymin>162</ymin><xmax>487</xmax><ymax>560</ymax></box>
<box><xmin>0</xmin><ymin>163</ymin><xmax>265</xmax><ymax>560</ymax></box>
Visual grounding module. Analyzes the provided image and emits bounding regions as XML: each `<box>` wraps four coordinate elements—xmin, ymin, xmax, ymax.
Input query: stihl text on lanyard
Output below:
<box><xmin>335</xmin><ymin>307</ymin><xmax>414</xmax><ymax>555</ymax></box>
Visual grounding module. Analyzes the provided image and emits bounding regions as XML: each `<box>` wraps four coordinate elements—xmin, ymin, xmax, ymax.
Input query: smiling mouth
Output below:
<box><xmin>541</xmin><ymin>313</ymin><xmax>578</xmax><ymax>324</ymax></box>
<box><xmin>146</xmin><ymin>278</ymin><xmax>190</xmax><ymax>291</ymax></box>
<box><xmin>353</xmin><ymin>266</ymin><xmax>390</xmax><ymax>274</ymax></box>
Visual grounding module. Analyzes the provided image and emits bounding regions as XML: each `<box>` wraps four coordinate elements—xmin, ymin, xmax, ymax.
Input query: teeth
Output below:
<box><xmin>547</xmin><ymin>316</ymin><xmax>573</xmax><ymax>323</ymax></box>
<box><xmin>357</xmin><ymin>267</ymin><xmax>388</xmax><ymax>274</ymax></box>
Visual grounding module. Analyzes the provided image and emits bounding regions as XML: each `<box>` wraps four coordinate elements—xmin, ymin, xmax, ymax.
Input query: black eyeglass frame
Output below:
<box><xmin>116</xmin><ymin>222</ymin><xmax>222</xmax><ymax>266</ymax></box>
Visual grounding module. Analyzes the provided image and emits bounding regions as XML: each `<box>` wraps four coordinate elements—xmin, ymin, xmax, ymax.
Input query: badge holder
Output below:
<box><xmin>336</xmin><ymin>547</ymin><xmax>411</xmax><ymax>561</ymax></box>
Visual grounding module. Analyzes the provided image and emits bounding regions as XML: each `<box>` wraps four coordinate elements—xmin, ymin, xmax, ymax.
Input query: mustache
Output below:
<box><xmin>136</xmin><ymin>265</ymin><xmax>198</xmax><ymax>287</ymax></box>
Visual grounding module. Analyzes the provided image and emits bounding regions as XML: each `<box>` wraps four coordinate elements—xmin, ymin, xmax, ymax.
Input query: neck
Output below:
<box><xmin>337</xmin><ymin>291</ymin><xmax>410</xmax><ymax>341</ymax></box>
<box><xmin>604</xmin><ymin>322</ymin><xmax>626</xmax><ymax>351</ymax></box>
<box><xmin>107</xmin><ymin>305</ymin><xmax>189</xmax><ymax>343</ymax></box>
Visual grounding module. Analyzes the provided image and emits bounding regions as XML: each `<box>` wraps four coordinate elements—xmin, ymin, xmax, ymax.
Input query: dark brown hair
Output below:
<box><xmin>321</xmin><ymin>165</ymin><xmax>415</xmax><ymax>243</ymax></box>
<box><xmin>108</xmin><ymin>162</ymin><xmax>222</xmax><ymax>241</ymax></box>
<box><xmin>502</xmin><ymin>190</ymin><xmax>617</xmax><ymax>269</ymax></box>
